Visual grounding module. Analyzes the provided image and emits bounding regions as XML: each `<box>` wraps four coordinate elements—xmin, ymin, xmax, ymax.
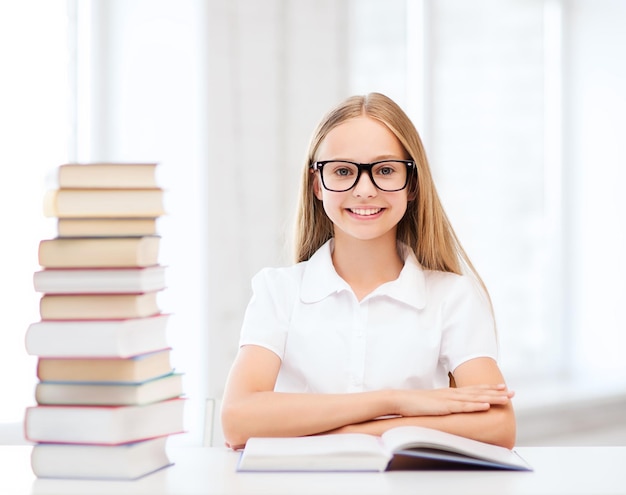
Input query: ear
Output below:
<box><xmin>312</xmin><ymin>171</ymin><xmax>323</xmax><ymax>201</ymax></box>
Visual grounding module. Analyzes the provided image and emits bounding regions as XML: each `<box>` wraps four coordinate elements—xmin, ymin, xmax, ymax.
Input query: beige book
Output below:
<box><xmin>52</xmin><ymin>163</ymin><xmax>160</xmax><ymax>189</ymax></box>
<box><xmin>38</xmin><ymin>236</ymin><xmax>160</xmax><ymax>268</ymax></box>
<box><xmin>57</xmin><ymin>217</ymin><xmax>158</xmax><ymax>237</ymax></box>
<box><xmin>37</xmin><ymin>349</ymin><xmax>173</xmax><ymax>382</ymax></box>
<box><xmin>44</xmin><ymin>188</ymin><xmax>165</xmax><ymax>218</ymax></box>
<box><xmin>39</xmin><ymin>292</ymin><xmax>160</xmax><ymax>320</ymax></box>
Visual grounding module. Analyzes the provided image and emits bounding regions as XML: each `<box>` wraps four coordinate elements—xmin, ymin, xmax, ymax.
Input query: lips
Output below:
<box><xmin>349</xmin><ymin>207</ymin><xmax>382</xmax><ymax>216</ymax></box>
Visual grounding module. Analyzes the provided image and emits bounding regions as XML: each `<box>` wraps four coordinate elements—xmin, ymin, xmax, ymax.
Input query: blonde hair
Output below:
<box><xmin>294</xmin><ymin>92</ymin><xmax>490</xmax><ymax>302</ymax></box>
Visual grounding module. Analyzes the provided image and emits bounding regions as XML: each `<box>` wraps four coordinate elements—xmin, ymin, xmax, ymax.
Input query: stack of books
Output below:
<box><xmin>24</xmin><ymin>163</ymin><xmax>185</xmax><ymax>480</ymax></box>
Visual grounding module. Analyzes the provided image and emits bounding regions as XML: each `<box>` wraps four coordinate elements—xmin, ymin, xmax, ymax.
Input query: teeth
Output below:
<box><xmin>351</xmin><ymin>208</ymin><xmax>381</xmax><ymax>216</ymax></box>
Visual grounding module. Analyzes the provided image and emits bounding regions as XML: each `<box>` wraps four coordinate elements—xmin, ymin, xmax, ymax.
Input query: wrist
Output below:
<box><xmin>382</xmin><ymin>389</ymin><xmax>402</xmax><ymax>416</ymax></box>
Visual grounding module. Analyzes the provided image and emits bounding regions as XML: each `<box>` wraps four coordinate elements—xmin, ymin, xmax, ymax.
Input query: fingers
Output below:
<box><xmin>442</xmin><ymin>384</ymin><xmax>513</xmax><ymax>413</ymax></box>
<box><xmin>393</xmin><ymin>384</ymin><xmax>515</xmax><ymax>417</ymax></box>
<box><xmin>456</xmin><ymin>385</ymin><xmax>514</xmax><ymax>403</ymax></box>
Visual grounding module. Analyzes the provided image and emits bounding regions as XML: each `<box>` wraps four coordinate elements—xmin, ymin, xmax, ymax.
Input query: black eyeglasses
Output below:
<box><xmin>311</xmin><ymin>159</ymin><xmax>415</xmax><ymax>192</ymax></box>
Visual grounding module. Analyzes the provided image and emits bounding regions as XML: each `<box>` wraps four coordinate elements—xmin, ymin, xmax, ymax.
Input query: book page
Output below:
<box><xmin>246</xmin><ymin>433</ymin><xmax>386</xmax><ymax>457</ymax></box>
<box><xmin>238</xmin><ymin>434</ymin><xmax>392</xmax><ymax>472</ymax></box>
<box><xmin>381</xmin><ymin>426</ymin><xmax>531</xmax><ymax>470</ymax></box>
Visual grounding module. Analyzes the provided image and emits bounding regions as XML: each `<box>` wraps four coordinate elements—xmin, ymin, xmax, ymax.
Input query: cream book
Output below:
<box><xmin>57</xmin><ymin>217</ymin><xmax>159</xmax><ymax>238</ymax></box>
<box><xmin>51</xmin><ymin>163</ymin><xmax>160</xmax><ymax>189</ymax></box>
<box><xmin>237</xmin><ymin>426</ymin><xmax>532</xmax><ymax>472</ymax></box>
<box><xmin>38</xmin><ymin>236</ymin><xmax>160</xmax><ymax>268</ymax></box>
<box><xmin>39</xmin><ymin>292</ymin><xmax>160</xmax><ymax>320</ymax></box>
<box><xmin>36</xmin><ymin>349</ymin><xmax>173</xmax><ymax>383</ymax></box>
<box><xmin>44</xmin><ymin>188</ymin><xmax>165</xmax><ymax>218</ymax></box>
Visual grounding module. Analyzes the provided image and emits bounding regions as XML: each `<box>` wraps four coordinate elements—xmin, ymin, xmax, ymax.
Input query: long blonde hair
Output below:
<box><xmin>294</xmin><ymin>92</ymin><xmax>491</xmax><ymax>302</ymax></box>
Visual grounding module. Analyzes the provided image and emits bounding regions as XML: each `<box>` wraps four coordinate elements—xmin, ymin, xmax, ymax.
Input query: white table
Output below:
<box><xmin>1</xmin><ymin>445</ymin><xmax>625</xmax><ymax>494</ymax></box>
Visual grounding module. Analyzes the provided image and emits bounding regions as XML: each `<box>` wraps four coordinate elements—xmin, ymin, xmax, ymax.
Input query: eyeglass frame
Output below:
<box><xmin>310</xmin><ymin>159</ymin><xmax>416</xmax><ymax>192</ymax></box>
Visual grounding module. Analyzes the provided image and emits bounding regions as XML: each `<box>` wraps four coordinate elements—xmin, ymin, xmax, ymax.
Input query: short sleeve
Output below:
<box><xmin>438</xmin><ymin>275</ymin><xmax>498</xmax><ymax>373</ymax></box>
<box><xmin>238</xmin><ymin>267</ymin><xmax>295</xmax><ymax>360</ymax></box>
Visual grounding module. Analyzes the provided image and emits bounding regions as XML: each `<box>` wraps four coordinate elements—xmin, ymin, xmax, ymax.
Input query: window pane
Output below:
<box><xmin>427</xmin><ymin>0</ymin><xmax>556</xmax><ymax>376</ymax></box>
<box><xmin>0</xmin><ymin>1</ymin><xmax>70</xmax><ymax>423</ymax></box>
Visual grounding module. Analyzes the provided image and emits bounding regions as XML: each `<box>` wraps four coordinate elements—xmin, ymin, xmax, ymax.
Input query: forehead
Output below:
<box><xmin>317</xmin><ymin>116</ymin><xmax>405</xmax><ymax>161</ymax></box>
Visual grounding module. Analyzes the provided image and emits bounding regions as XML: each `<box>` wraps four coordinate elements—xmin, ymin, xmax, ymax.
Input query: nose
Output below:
<box><xmin>352</xmin><ymin>171</ymin><xmax>377</xmax><ymax>197</ymax></box>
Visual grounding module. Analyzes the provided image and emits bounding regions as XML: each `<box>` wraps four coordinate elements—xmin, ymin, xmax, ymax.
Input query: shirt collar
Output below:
<box><xmin>300</xmin><ymin>239</ymin><xmax>427</xmax><ymax>309</ymax></box>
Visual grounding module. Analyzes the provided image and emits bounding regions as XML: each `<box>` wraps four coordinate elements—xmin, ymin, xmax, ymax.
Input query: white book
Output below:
<box><xmin>31</xmin><ymin>436</ymin><xmax>172</xmax><ymax>480</ymax></box>
<box><xmin>33</xmin><ymin>266</ymin><xmax>166</xmax><ymax>294</ymax></box>
<box><xmin>25</xmin><ymin>398</ymin><xmax>185</xmax><ymax>445</ymax></box>
<box><xmin>25</xmin><ymin>314</ymin><xmax>170</xmax><ymax>358</ymax></box>
<box><xmin>238</xmin><ymin>426</ymin><xmax>533</xmax><ymax>472</ymax></box>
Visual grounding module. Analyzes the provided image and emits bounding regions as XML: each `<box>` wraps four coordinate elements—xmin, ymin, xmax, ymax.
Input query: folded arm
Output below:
<box><xmin>221</xmin><ymin>346</ymin><xmax>514</xmax><ymax>449</ymax></box>
<box><xmin>324</xmin><ymin>358</ymin><xmax>516</xmax><ymax>448</ymax></box>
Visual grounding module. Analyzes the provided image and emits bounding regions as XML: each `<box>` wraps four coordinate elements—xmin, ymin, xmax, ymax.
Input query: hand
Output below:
<box><xmin>225</xmin><ymin>440</ymin><xmax>245</xmax><ymax>451</ymax></box>
<box><xmin>392</xmin><ymin>384</ymin><xmax>514</xmax><ymax>417</ymax></box>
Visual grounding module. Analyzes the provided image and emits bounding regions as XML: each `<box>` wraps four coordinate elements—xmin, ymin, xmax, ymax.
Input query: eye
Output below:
<box><xmin>374</xmin><ymin>162</ymin><xmax>399</xmax><ymax>176</ymax></box>
<box><xmin>328</xmin><ymin>162</ymin><xmax>356</xmax><ymax>177</ymax></box>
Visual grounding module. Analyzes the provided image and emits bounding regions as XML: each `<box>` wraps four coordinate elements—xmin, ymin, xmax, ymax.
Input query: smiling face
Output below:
<box><xmin>313</xmin><ymin>115</ymin><xmax>409</xmax><ymax>245</ymax></box>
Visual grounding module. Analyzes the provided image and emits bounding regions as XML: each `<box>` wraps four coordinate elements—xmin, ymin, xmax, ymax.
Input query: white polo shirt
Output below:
<box><xmin>239</xmin><ymin>240</ymin><xmax>497</xmax><ymax>393</ymax></box>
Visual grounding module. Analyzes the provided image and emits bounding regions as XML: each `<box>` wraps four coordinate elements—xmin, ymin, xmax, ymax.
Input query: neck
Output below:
<box><xmin>331</xmin><ymin>231</ymin><xmax>404</xmax><ymax>300</ymax></box>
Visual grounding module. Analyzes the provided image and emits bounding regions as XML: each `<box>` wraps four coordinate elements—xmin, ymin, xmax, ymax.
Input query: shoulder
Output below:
<box><xmin>421</xmin><ymin>268</ymin><xmax>478</xmax><ymax>292</ymax></box>
<box><xmin>250</xmin><ymin>263</ymin><xmax>307</xmax><ymax>297</ymax></box>
<box><xmin>251</xmin><ymin>240</ymin><xmax>338</xmax><ymax>301</ymax></box>
<box><xmin>420</xmin><ymin>268</ymin><xmax>492</xmax><ymax>322</ymax></box>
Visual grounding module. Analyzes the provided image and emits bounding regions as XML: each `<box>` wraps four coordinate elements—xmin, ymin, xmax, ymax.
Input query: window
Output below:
<box><xmin>349</xmin><ymin>0</ymin><xmax>626</xmax><ymax>388</ymax></box>
<box><xmin>0</xmin><ymin>1</ymin><xmax>69</xmax><ymax>425</ymax></box>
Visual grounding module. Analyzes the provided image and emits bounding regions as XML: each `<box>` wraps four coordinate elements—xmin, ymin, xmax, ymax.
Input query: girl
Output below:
<box><xmin>221</xmin><ymin>93</ymin><xmax>516</xmax><ymax>450</ymax></box>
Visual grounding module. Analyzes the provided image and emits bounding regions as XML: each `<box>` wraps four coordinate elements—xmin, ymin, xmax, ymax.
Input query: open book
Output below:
<box><xmin>237</xmin><ymin>426</ymin><xmax>532</xmax><ymax>472</ymax></box>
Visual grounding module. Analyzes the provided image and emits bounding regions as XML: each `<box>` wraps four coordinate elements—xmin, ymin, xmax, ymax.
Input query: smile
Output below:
<box><xmin>349</xmin><ymin>208</ymin><xmax>382</xmax><ymax>216</ymax></box>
